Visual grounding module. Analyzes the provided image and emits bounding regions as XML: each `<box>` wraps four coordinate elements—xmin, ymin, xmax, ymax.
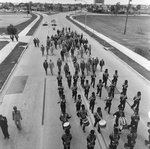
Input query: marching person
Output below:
<box><xmin>73</xmin><ymin>71</ymin><xmax>79</xmax><ymax>86</ymax></box>
<box><xmin>79</xmin><ymin>104</ymin><xmax>88</xmax><ymax>133</ymax></box>
<box><xmin>49</xmin><ymin>59</ymin><xmax>55</xmax><ymax>75</ymax></box>
<box><xmin>90</xmin><ymin>71</ymin><xmax>96</xmax><ymax>88</ymax></box>
<box><xmin>43</xmin><ymin>60</ymin><xmax>48</xmax><ymax>75</ymax></box>
<box><xmin>96</xmin><ymin>79</ymin><xmax>103</xmax><ymax>98</ymax></box>
<box><xmin>0</xmin><ymin>115</ymin><xmax>10</xmax><ymax>139</ymax></box>
<box><xmin>80</xmin><ymin>60</ymin><xmax>86</xmax><ymax>74</ymax></box>
<box><xmin>128</xmin><ymin>110</ymin><xmax>140</xmax><ymax>132</ymax></box>
<box><xmin>102</xmin><ymin>69</ymin><xmax>109</xmax><ymax>87</ymax></box>
<box><xmin>64</xmin><ymin>63</ymin><xmax>70</xmax><ymax>78</ymax></box>
<box><xmin>84</xmin><ymin>80</ymin><xmax>90</xmax><ymax>100</ymax></box>
<box><xmin>109</xmin><ymin>128</ymin><xmax>120</xmax><ymax>149</ymax></box>
<box><xmin>89</xmin><ymin>92</ymin><xmax>96</xmax><ymax>113</ymax></box>
<box><xmin>58</xmin><ymin>94</ymin><xmax>66</xmax><ymax>114</ymax></box>
<box><xmin>122</xmin><ymin>80</ymin><xmax>128</xmax><ymax>95</ymax></box>
<box><xmin>66</xmin><ymin>71</ymin><xmax>72</xmax><ymax>88</ymax></box>
<box><xmin>57</xmin><ymin>71</ymin><xmax>63</xmax><ymax>86</ymax></box>
<box><xmin>124</xmin><ymin>130</ymin><xmax>137</xmax><ymax>149</ymax></box>
<box><xmin>94</xmin><ymin>107</ymin><xmax>103</xmax><ymax>133</ymax></box>
<box><xmin>61</xmin><ymin>129</ymin><xmax>72</xmax><ymax>149</ymax></box>
<box><xmin>41</xmin><ymin>44</ymin><xmax>45</xmax><ymax>56</ymax></box>
<box><xmin>36</xmin><ymin>38</ymin><xmax>40</xmax><ymax>47</ymax></box>
<box><xmin>80</xmin><ymin>71</ymin><xmax>86</xmax><ymax>88</ymax></box>
<box><xmin>118</xmin><ymin>92</ymin><xmax>127</xmax><ymax>111</ymax></box>
<box><xmin>58</xmin><ymin>84</ymin><xmax>64</xmax><ymax>98</ymax></box>
<box><xmin>94</xmin><ymin>57</ymin><xmax>99</xmax><ymax>71</ymax></box>
<box><xmin>33</xmin><ymin>38</ymin><xmax>37</xmax><ymax>47</ymax></box>
<box><xmin>131</xmin><ymin>91</ymin><xmax>141</xmax><ymax>111</ymax></box>
<box><xmin>145</xmin><ymin>129</ymin><xmax>150</xmax><ymax>146</ymax></box>
<box><xmin>72</xmin><ymin>83</ymin><xmax>78</xmax><ymax>103</ymax></box>
<box><xmin>86</xmin><ymin>60</ymin><xmax>91</xmax><ymax>76</ymax></box>
<box><xmin>15</xmin><ymin>34</ymin><xmax>19</xmax><ymax>42</ymax></box>
<box><xmin>76</xmin><ymin>94</ymin><xmax>82</xmax><ymax>115</ymax></box>
<box><xmin>109</xmin><ymin>79</ymin><xmax>116</xmax><ymax>98</ymax></box>
<box><xmin>104</xmin><ymin>92</ymin><xmax>113</xmax><ymax>114</ymax></box>
<box><xmin>87</xmin><ymin>130</ymin><xmax>96</xmax><ymax>149</ymax></box>
<box><xmin>12</xmin><ymin>106</ymin><xmax>22</xmax><ymax>130</ymax></box>
<box><xmin>57</xmin><ymin>58</ymin><xmax>62</xmax><ymax>73</ymax></box>
<box><xmin>113</xmin><ymin>70</ymin><xmax>118</xmax><ymax>86</ymax></box>
<box><xmin>99</xmin><ymin>59</ymin><xmax>105</xmax><ymax>72</ymax></box>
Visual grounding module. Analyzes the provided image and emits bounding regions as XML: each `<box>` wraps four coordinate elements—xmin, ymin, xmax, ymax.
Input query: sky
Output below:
<box><xmin>0</xmin><ymin>0</ymin><xmax>150</xmax><ymax>5</ymax></box>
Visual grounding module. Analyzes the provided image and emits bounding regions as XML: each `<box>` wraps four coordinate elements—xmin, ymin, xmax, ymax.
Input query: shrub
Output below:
<box><xmin>7</xmin><ymin>24</ymin><xmax>17</xmax><ymax>35</ymax></box>
<box><xmin>135</xmin><ymin>46</ymin><xmax>150</xmax><ymax>60</ymax></box>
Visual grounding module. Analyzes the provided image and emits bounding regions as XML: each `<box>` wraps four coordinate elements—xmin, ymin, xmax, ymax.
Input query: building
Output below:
<box><xmin>94</xmin><ymin>0</ymin><xmax>104</xmax><ymax>5</ymax></box>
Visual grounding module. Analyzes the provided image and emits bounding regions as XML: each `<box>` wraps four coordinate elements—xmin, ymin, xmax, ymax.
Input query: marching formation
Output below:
<box><xmin>41</xmin><ymin>26</ymin><xmax>142</xmax><ymax>149</ymax></box>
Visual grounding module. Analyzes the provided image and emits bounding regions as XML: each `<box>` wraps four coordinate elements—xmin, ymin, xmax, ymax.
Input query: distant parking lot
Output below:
<box><xmin>0</xmin><ymin>13</ymin><xmax>31</xmax><ymax>28</ymax></box>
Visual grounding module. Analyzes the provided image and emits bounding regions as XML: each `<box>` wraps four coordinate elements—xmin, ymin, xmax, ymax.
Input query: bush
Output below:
<box><xmin>134</xmin><ymin>46</ymin><xmax>150</xmax><ymax>60</ymax></box>
<box><xmin>7</xmin><ymin>24</ymin><xmax>17</xmax><ymax>35</ymax></box>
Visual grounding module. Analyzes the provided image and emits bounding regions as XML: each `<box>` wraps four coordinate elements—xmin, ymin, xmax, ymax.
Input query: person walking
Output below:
<box><xmin>43</xmin><ymin>60</ymin><xmax>48</xmax><ymax>75</ymax></box>
<box><xmin>131</xmin><ymin>91</ymin><xmax>141</xmax><ymax>112</ymax></box>
<box><xmin>113</xmin><ymin>70</ymin><xmax>118</xmax><ymax>86</ymax></box>
<box><xmin>61</xmin><ymin>129</ymin><xmax>72</xmax><ymax>149</ymax></box>
<box><xmin>96</xmin><ymin>79</ymin><xmax>103</xmax><ymax>98</ymax></box>
<box><xmin>12</xmin><ymin>106</ymin><xmax>22</xmax><ymax>130</ymax></box>
<box><xmin>0</xmin><ymin>115</ymin><xmax>10</xmax><ymax>139</ymax></box>
<box><xmin>33</xmin><ymin>38</ymin><xmax>37</xmax><ymax>47</ymax></box>
<box><xmin>122</xmin><ymin>80</ymin><xmax>128</xmax><ymax>95</ymax></box>
<box><xmin>80</xmin><ymin>71</ymin><xmax>86</xmax><ymax>88</ymax></box>
<box><xmin>41</xmin><ymin>45</ymin><xmax>45</xmax><ymax>56</ymax></box>
<box><xmin>118</xmin><ymin>92</ymin><xmax>127</xmax><ymax>111</ymax></box>
<box><xmin>76</xmin><ymin>94</ymin><xmax>82</xmax><ymax>114</ymax></box>
<box><xmin>93</xmin><ymin>107</ymin><xmax>103</xmax><ymax>133</ymax></box>
<box><xmin>109</xmin><ymin>79</ymin><xmax>116</xmax><ymax>98</ymax></box>
<box><xmin>94</xmin><ymin>57</ymin><xmax>99</xmax><ymax>71</ymax></box>
<box><xmin>57</xmin><ymin>71</ymin><xmax>63</xmax><ymax>86</ymax></box>
<box><xmin>36</xmin><ymin>38</ymin><xmax>40</xmax><ymax>47</ymax></box>
<box><xmin>104</xmin><ymin>92</ymin><xmax>113</xmax><ymax>114</ymax></box>
<box><xmin>73</xmin><ymin>71</ymin><xmax>79</xmax><ymax>86</ymax></box>
<box><xmin>89</xmin><ymin>92</ymin><xmax>96</xmax><ymax>113</ymax></box>
<box><xmin>87</xmin><ymin>130</ymin><xmax>96</xmax><ymax>149</ymax></box>
<box><xmin>64</xmin><ymin>63</ymin><xmax>70</xmax><ymax>78</ymax></box>
<box><xmin>49</xmin><ymin>59</ymin><xmax>55</xmax><ymax>75</ymax></box>
<box><xmin>72</xmin><ymin>83</ymin><xmax>78</xmax><ymax>103</ymax></box>
<box><xmin>84</xmin><ymin>80</ymin><xmax>90</xmax><ymax>100</ymax></box>
<box><xmin>66</xmin><ymin>71</ymin><xmax>72</xmax><ymax>88</ymax></box>
<box><xmin>57</xmin><ymin>58</ymin><xmax>62</xmax><ymax>73</ymax></box>
<box><xmin>99</xmin><ymin>59</ymin><xmax>105</xmax><ymax>72</ymax></box>
<box><xmin>15</xmin><ymin>34</ymin><xmax>19</xmax><ymax>42</ymax></box>
<box><xmin>102</xmin><ymin>69</ymin><xmax>109</xmax><ymax>87</ymax></box>
<box><xmin>90</xmin><ymin>71</ymin><xmax>96</xmax><ymax>88</ymax></box>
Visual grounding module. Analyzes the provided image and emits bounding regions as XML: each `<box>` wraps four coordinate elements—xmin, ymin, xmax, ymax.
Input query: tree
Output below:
<box><xmin>7</xmin><ymin>24</ymin><xmax>17</xmax><ymax>35</ymax></box>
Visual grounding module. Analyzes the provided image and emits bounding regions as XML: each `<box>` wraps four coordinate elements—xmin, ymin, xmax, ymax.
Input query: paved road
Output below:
<box><xmin>0</xmin><ymin>12</ymin><xmax>149</xmax><ymax>149</ymax></box>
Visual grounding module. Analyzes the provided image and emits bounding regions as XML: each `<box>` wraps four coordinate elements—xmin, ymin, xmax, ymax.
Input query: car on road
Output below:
<box><xmin>43</xmin><ymin>21</ymin><xmax>48</xmax><ymax>26</ymax></box>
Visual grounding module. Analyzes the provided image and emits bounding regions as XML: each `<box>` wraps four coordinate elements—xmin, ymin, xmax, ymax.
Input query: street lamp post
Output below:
<box><xmin>75</xmin><ymin>0</ymin><xmax>87</xmax><ymax>30</ymax></box>
<box><xmin>124</xmin><ymin>0</ymin><xmax>131</xmax><ymax>34</ymax></box>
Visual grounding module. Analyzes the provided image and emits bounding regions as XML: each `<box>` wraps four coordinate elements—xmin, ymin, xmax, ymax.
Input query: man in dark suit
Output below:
<box><xmin>43</xmin><ymin>60</ymin><xmax>48</xmax><ymax>75</ymax></box>
<box><xmin>0</xmin><ymin>115</ymin><xmax>10</xmax><ymax>139</ymax></box>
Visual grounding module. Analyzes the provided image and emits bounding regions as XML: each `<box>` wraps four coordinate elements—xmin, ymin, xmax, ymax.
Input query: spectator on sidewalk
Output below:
<box><xmin>15</xmin><ymin>34</ymin><xmax>19</xmax><ymax>42</ymax></box>
<box><xmin>41</xmin><ymin>45</ymin><xmax>45</xmax><ymax>56</ymax></box>
<box><xmin>33</xmin><ymin>38</ymin><xmax>37</xmax><ymax>47</ymax></box>
<box><xmin>49</xmin><ymin>59</ymin><xmax>54</xmax><ymax>75</ymax></box>
<box><xmin>99</xmin><ymin>59</ymin><xmax>105</xmax><ymax>72</ymax></box>
<box><xmin>36</xmin><ymin>38</ymin><xmax>40</xmax><ymax>47</ymax></box>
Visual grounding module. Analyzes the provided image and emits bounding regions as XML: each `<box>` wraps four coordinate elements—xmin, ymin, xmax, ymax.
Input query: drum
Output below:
<box><xmin>99</xmin><ymin>120</ymin><xmax>106</xmax><ymax>128</ymax></box>
<box><xmin>63</xmin><ymin>122</ymin><xmax>71</xmax><ymax>130</ymax></box>
<box><xmin>82</xmin><ymin>118</ymin><xmax>90</xmax><ymax>127</ymax></box>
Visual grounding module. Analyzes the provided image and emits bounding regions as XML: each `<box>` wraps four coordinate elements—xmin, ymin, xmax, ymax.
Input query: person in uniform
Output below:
<box><xmin>58</xmin><ymin>84</ymin><xmax>64</xmax><ymax>98</ymax></box>
<box><xmin>109</xmin><ymin>79</ymin><xmax>116</xmax><ymax>98</ymax></box>
<box><xmin>122</xmin><ymin>80</ymin><xmax>128</xmax><ymax>95</ymax></box>
<box><xmin>93</xmin><ymin>107</ymin><xmax>103</xmax><ymax>133</ymax></box>
<box><xmin>57</xmin><ymin>71</ymin><xmax>63</xmax><ymax>86</ymax></box>
<box><xmin>76</xmin><ymin>94</ymin><xmax>82</xmax><ymax>114</ymax></box>
<box><xmin>96</xmin><ymin>79</ymin><xmax>103</xmax><ymax>98</ymax></box>
<box><xmin>0</xmin><ymin>115</ymin><xmax>10</xmax><ymax>139</ymax></box>
<box><xmin>79</xmin><ymin>104</ymin><xmax>88</xmax><ymax>133</ymax></box>
<box><xmin>89</xmin><ymin>92</ymin><xmax>96</xmax><ymax>113</ymax></box>
<box><xmin>61</xmin><ymin>129</ymin><xmax>72</xmax><ymax>149</ymax></box>
<box><xmin>80</xmin><ymin>71</ymin><xmax>86</xmax><ymax>88</ymax></box>
<box><xmin>87</xmin><ymin>130</ymin><xmax>96</xmax><ymax>149</ymax></box>
<box><xmin>90</xmin><ymin>71</ymin><xmax>96</xmax><ymax>88</ymax></box>
<box><xmin>66</xmin><ymin>71</ymin><xmax>72</xmax><ymax>88</ymax></box>
<box><xmin>99</xmin><ymin>59</ymin><xmax>105</xmax><ymax>72</ymax></box>
<box><xmin>118</xmin><ymin>92</ymin><xmax>127</xmax><ymax>111</ymax></box>
<box><xmin>58</xmin><ymin>95</ymin><xmax>66</xmax><ymax>114</ymax></box>
<box><xmin>41</xmin><ymin>45</ymin><xmax>45</xmax><ymax>56</ymax></box>
<box><xmin>102</xmin><ymin>69</ymin><xmax>109</xmax><ymax>87</ymax></box>
<box><xmin>109</xmin><ymin>128</ymin><xmax>120</xmax><ymax>149</ymax></box>
<box><xmin>113</xmin><ymin>70</ymin><xmax>118</xmax><ymax>86</ymax></box>
<box><xmin>84</xmin><ymin>80</ymin><xmax>90</xmax><ymax>100</ymax></box>
<box><xmin>57</xmin><ymin>58</ymin><xmax>62</xmax><ymax>73</ymax></box>
<box><xmin>80</xmin><ymin>60</ymin><xmax>86</xmax><ymax>74</ymax></box>
<box><xmin>64</xmin><ymin>63</ymin><xmax>70</xmax><ymax>78</ymax></box>
<box><xmin>104</xmin><ymin>92</ymin><xmax>113</xmax><ymax>114</ymax></box>
<box><xmin>131</xmin><ymin>91</ymin><xmax>141</xmax><ymax>111</ymax></box>
<box><xmin>12</xmin><ymin>106</ymin><xmax>22</xmax><ymax>130</ymax></box>
<box><xmin>73</xmin><ymin>71</ymin><xmax>79</xmax><ymax>86</ymax></box>
<box><xmin>72</xmin><ymin>83</ymin><xmax>78</xmax><ymax>103</ymax></box>
<box><xmin>94</xmin><ymin>57</ymin><xmax>99</xmax><ymax>71</ymax></box>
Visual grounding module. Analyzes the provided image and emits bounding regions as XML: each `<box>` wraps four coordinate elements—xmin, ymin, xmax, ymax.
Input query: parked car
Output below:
<box><xmin>43</xmin><ymin>21</ymin><xmax>48</xmax><ymax>26</ymax></box>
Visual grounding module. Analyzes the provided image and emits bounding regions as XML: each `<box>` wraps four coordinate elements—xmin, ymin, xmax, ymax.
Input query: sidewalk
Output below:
<box><xmin>0</xmin><ymin>13</ymin><xmax>40</xmax><ymax>64</ymax></box>
<box><xmin>70</xmin><ymin>15</ymin><xmax>150</xmax><ymax>72</ymax></box>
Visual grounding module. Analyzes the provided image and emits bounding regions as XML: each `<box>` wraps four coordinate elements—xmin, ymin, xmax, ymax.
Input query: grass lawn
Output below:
<box><xmin>66</xmin><ymin>15</ymin><xmax>150</xmax><ymax>82</ymax></box>
<box><xmin>0</xmin><ymin>41</ymin><xmax>9</xmax><ymax>50</ymax></box>
<box><xmin>0</xmin><ymin>13</ymin><xmax>37</xmax><ymax>35</ymax></box>
<box><xmin>75</xmin><ymin>15</ymin><xmax>150</xmax><ymax>59</ymax></box>
<box><xmin>0</xmin><ymin>42</ymin><xmax>27</xmax><ymax>90</ymax></box>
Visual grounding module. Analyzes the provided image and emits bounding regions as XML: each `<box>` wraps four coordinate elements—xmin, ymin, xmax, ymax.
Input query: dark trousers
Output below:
<box><xmin>58</xmin><ymin>80</ymin><xmax>62</xmax><ymax>86</ymax></box>
<box><xmin>109</xmin><ymin>144</ymin><xmax>117</xmax><ymax>149</ymax></box>
<box><xmin>1</xmin><ymin>126</ymin><xmax>9</xmax><ymax>138</ymax></box>
<box><xmin>89</xmin><ymin>103</ymin><xmax>95</xmax><ymax>113</ymax></box>
<box><xmin>84</xmin><ymin>91</ymin><xmax>89</xmax><ymax>99</ymax></box>
<box><xmin>110</xmin><ymin>88</ymin><xmax>115</xmax><ymax>98</ymax></box>
<box><xmin>124</xmin><ymin>143</ymin><xmax>134</xmax><ymax>149</ymax></box>
<box><xmin>67</xmin><ymin>80</ymin><xmax>71</xmax><ymax>88</ymax></box>
<box><xmin>103</xmin><ymin>79</ymin><xmax>108</xmax><ymax>87</ymax></box>
<box><xmin>63</xmin><ymin>143</ymin><xmax>70</xmax><ymax>149</ymax></box>
<box><xmin>58</xmin><ymin>67</ymin><xmax>61</xmax><ymax>73</ymax></box>
<box><xmin>131</xmin><ymin>101</ymin><xmax>140</xmax><ymax>111</ymax></box>
<box><xmin>105</xmin><ymin>103</ymin><xmax>111</xmax><ymax>114</ymax></box>
<box><xmin>119</xmin><ymin>101</ymin><xmax>126</xmax><ymax>111</ymax></box>
<box><xmin>94</xmin><ymin>118</ymin><xmax>101</xmax><ymax>133</ymax></box>
<box><xmin>81</xmin><ymin>80</ymin><xmax>85</xmax><ymax>87</ymax></box>
<box><xmin>72</xmin><ymin>91</ymin><xmax>77</xmax><ymax>102</ymax></box>
<box><xmin>73</xmin><ymin>80</ymin><xmax>77</xmax><ymax>86</ymax></box>
<box><xmin>44</xmin><ymin>68</ymin><xmax>48</xmax><ymax>75</ymax></box>
<box><xmin>91</xmin><ymin>79</ymin><xmax>95</xmax><ymax>88</ymax></box>
<box><xmin>97</xmin><ymin>88</ymin><xmax>102</xmax><ymax>97</ymax></box>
